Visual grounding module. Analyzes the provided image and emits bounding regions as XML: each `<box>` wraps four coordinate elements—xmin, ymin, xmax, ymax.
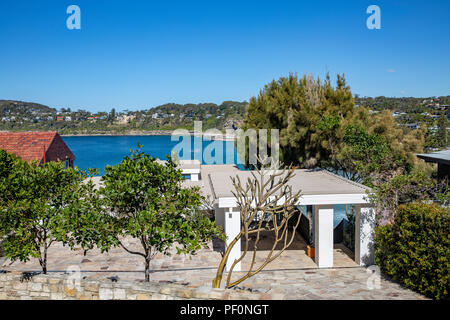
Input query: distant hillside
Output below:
<box><xmin>0</xmin><ymin>100</ymin><xmax>56</xmax><ymax>116</ymax></box>
<box><xmin>355</xmin><ymin>95</ymin><xmax>450</xmax><ymax>113</ymax></box>
<box><xmin>1</xmin><ymin>96</ymin><xmax>447</xmax><ymax>136</ymax></box>
<box><xmin>142</xmin><ymin>101</ymin><xmax>247</xmax><ymax>130</ymax></box>
<box><xmin>0</xmin><ymin>100</ymin><xmax>248</xmax><ymax>134</ymax></box>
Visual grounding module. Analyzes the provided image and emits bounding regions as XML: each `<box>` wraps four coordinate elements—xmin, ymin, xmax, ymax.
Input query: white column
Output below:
<box><xmin>314</xmin><ymin>205</ymin><xmax>334</xmax><ymax>268</ymax></box>
<box><xmin>355</xmin><ymin>205</ymin><xmax>375</xmax><ymax>266</ymax></box>
<box><xmin>225</xmin><ymin>207</ymin><xmax>241</xmax><ymax>272</ymax></box>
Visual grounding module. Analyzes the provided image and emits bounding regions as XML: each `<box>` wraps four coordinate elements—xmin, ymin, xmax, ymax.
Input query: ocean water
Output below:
<box><xmin>63</xmin><ymin>135</ymin><xmax>242</xmax><ymax>174</ymax></box>
<box><xmin>62</xmin><ymin>135</ymin><xmax>348</xmax><ymax>226</ymax></box>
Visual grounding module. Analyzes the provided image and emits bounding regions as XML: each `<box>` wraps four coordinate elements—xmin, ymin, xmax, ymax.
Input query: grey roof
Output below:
<box><xmin>417</xmin><ymin>149</ymin><xmax>450</xmax><ymax>165</ymax></box>
<box><xmin>156</xmin><ymin>159</ymin><xmax>201</xmax><ymax>170</ymax></box>
<box><xmin>181</xmin><ymin>164</ymin><xmax>240</xmax><ymax>200</ymax></box>
<box><xmin>208</xmin><ymin>169</ymin><xmax>370</xmax><ymax>198</ymax></box>
<box><xmin>85</xmin><ymin>165</ymin><xmax>370</xmax><ymax>203</ymax></box>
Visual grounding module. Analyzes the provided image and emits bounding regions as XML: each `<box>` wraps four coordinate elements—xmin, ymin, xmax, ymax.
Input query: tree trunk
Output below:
<box><xmin>144</xmin><ymin>257</ymin><xmax>151</xmax><ymax>282</ymax></box>
<box><xmin>40</xmin><ymin>245</ymin><xmax>48</xmax><ymax>274</ymax></box>
<box><xmin>212</xmin><ymin>231</ymin><xmax>242</xmax><ymax>288</ymax></box>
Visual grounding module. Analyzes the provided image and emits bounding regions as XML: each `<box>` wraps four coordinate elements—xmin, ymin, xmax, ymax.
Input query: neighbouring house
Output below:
<box><xmin>157</xmin><ymin>159</ymin><xmax>201</xmax><ymax>181</ymax></box>
<box><xmin>117</xmin><ymin>115</ymin><xmax>136</xmax><ymax>124</ymax></box>
<box><xmin>0</xmin><ymin>131</ymin><xmax>75</xmax><ymax>168</ymax></box>
<box><xmin>405</xmin><ymin>123</ymin><xmax>419</xmax><ymax>130</ymax></box>
<box><xmin>417</xmin><ymin>149</ymin><xmax>450</xmax><ymax>181</ymax></box>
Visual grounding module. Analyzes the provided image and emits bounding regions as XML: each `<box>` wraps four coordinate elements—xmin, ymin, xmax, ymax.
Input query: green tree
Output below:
<box><xmin>437</xmin><ymin>114</ymin><xmax>448</xmax><ymax>148</ymax></box>
<box><xmin>368</xmin><ymin>168</ymin><xmax>449</xmax><ymax>223</ymax></box>
<box><xmin>109</xmin><ymin>108</ymin><xmax>116</xmax><ymax>124</ymax></box>
<box><xmin>0</xmin><ymin>149</ymin><xmax>15</xmax><ymax>180</ymax></box>
<box><xmin>242</xmin><ymin>73</ymin><xmax>426</xmax><ymax>186</ymax></box>
<box><xmin>0</xmin><ymin>154</ymin><xmax>92</xmax><ymax>273</ymax></box>
<box><xmin>98</xmin><ymin>147</ymin><xmax>224</xmax><ymax>282</ymax></box>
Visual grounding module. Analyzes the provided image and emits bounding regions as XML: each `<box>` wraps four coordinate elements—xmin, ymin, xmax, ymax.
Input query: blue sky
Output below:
<box><xmin>0</xmin><ymin>0</ymin><xmax>449</xmax><ymax>112</ymax></box>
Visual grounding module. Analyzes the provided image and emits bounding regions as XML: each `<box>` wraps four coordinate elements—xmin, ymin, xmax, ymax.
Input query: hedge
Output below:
<box><xmin>374</xmin><ymin>202</ymin><xmax>449</xmax><ymax>299</ymax></box>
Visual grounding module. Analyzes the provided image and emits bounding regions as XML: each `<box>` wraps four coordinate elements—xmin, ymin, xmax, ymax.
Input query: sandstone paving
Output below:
<box><xmin>0</xmin><ymin>237</ymin><xmax>426</xmax><ymax>300</ymax></box>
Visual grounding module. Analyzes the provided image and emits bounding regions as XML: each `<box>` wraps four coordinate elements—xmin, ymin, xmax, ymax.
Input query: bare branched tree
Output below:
<box><xmin>212</xmin><ymin>160</ymin><xmax>303</xmax><ymax>289</ymax></box>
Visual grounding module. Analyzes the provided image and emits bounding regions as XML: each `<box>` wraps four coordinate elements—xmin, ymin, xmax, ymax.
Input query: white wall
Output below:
<box><xmin>355</xmin><ymin>205</ymin><xmax>375</xmax><ymax>266</ymax></box>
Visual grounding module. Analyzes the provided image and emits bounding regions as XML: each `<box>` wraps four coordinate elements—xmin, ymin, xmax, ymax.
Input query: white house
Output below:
<box><xmin>157</xmin><ymin>159</ymin><xmax>201</xmax><ymax>182</ymax></box>
<box><xmin>178</xmin><ymin>163</ymin><xmax>375</xmax><ymax>272</ymax></box>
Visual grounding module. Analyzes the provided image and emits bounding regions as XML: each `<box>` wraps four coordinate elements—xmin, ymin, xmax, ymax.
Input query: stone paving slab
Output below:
<box><xmin>0</xmin><ymin>237</ymin><xmax>426</xmax><ymax>300</ymax></box>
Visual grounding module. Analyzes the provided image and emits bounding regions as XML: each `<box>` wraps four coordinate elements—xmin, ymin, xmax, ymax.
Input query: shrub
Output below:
<box><xmin>374</xmin><ymin>202</ymin><xmax>449</xmax><ymax>299</ymax></box>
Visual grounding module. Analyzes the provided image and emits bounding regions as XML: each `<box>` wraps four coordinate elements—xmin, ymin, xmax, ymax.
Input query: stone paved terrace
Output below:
<box><xmin>0</xmin><ymin>236</ymin><xmax>426</xmax><ymax>300</ymax></box>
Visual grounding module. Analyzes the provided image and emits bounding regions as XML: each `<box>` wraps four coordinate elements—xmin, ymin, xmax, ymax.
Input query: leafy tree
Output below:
<box><xmin>368</xmin><ymin>168</ymin><xmax>449</xmax><ymax>223</ymax></box>
<box><xmin>437</xmin><ymin>114</ymin><xmax>448</xmax><ymax>148</ymax></box>
<box><xmin>0</xmin><ymin>154</ymin><xmax>91</xmax><ymax>273</ymax></box>
<box><xmin>424</xmin><ymin>127</ymin><xmax>440</xmax><ymax>151</ymax></box>
<box><xmin>98</xmin><ymin>147</ymin><xmax>224</xmax><ymax>282</ymax></box>
<box><xmin>109</xmin><ymin>108</ymin><xmax>116</xmax><ymax>124</ymax></box>
<box><xmin>242</xmin><ymin>73</ymin><xmax>426</xmax><ymax>186</ymax></box>
<box><xmin>0</xmin><ymin>149</ymin><xmax>15</xmax><ymax>180</ymax></box>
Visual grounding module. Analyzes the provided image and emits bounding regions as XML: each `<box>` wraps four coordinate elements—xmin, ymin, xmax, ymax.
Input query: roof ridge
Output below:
<box><xmin>207</xmin><ymin>173</ymin><xmax>217</xmax><ymax>200</ymax></box>
<box><xmin>319</xmin><ymin>169</ymin><xmax>371</xmax><ymax>191</ymax></box>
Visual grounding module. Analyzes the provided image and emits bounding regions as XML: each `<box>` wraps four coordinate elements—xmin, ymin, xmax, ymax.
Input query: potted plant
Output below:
<box><xmin>306</xmin><ymin>205</ymin><xmax>315</xmax><ymax>259</ymax></box>
<box><xmin>307</xmin><ymin>244</ymin><xmax>315</xmax><ymax>259</ymax></box>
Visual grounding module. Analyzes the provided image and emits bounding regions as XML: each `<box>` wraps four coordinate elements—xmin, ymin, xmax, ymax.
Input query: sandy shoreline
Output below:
<box><xmin>61</xmin><ymin>131</ymin><xmax>236</xmax><ymax>140</ymax></box>
<box><xmin>61</xmin><ymin>130</ymin><xmax>176</xmax><ymax>137</ymax></box>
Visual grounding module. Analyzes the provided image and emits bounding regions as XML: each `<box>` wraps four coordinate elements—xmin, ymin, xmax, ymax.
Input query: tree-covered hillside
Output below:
<box><xmin>0</xmin><ymin>100</ymin><xmax>56</xmax><ymax>115</ymax></box>
<box><xmin>0</xmin><ymin>100</ymin><xmax>248</xmax><ymax>134</ymax></box>
<box><xmin>356</xmin><ymin>95</ymin><xmax>450</xmax><ymax>113</ymax></box>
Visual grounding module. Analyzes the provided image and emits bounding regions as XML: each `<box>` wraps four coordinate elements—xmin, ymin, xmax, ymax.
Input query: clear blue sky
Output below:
<box><xmin>0</xmin><ymin>0</ymin><xmax>449</xmax><ymax>112</ymax></box>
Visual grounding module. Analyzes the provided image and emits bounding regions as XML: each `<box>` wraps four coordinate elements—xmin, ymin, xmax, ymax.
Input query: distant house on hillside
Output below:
<box><xmin>405</xmin><ymin>123</ymin><xmax>419</xmax><ymax>130</ymax></box>
<box><xmin>0</xmin><ymin>131</ymin><xmax>75</xmax><ymax>167</ymax></box>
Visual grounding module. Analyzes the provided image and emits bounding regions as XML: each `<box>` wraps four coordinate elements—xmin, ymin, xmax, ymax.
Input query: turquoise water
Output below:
<box><xmin>62</xmin><ymin>135</ymin><xmax>347</xmax><ymax>226</ymax></box>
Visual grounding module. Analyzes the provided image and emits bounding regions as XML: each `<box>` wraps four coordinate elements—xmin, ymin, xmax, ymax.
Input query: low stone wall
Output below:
<box><xmin>0</xmin><ymin>271</ymin><xmax>263</xmax><ymax>300</ymax></box>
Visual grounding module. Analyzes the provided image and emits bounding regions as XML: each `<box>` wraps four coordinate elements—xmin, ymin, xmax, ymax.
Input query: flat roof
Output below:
<box><xmin>417</xmin><ymin>149</ymin><xmax>450</xmax><ymax>165</ymax></box>
<box><xmin>156</xmin><ymin>159</ymin><xmax>201</xmax><ymax>170</ymax></box>
<box><xmin>181</xmin><ymin>164</ymin><xmax>240</xmax><ymax>200</ymax></box>
<box><xmin>208</xmin><ymin>169</ymin><xmax>370</xmax><ymax>198</ymax></box>
<box><xmin>85</xmin><ymin>165</ymin><xmax>371</xmax><ymax>206</ymax></box>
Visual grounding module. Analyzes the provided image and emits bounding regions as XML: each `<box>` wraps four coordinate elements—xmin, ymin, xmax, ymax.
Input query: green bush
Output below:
<box><xmin>375</xmin><ymin>202</ymin><xmax>450</xmax><ymax>299</ymax></box>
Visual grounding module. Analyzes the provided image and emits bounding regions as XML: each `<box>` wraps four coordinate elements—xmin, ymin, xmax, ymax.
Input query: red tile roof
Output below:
<box><xmin>0</xmin><ymin>131</ymin><xmax>75</xmax><ymax>164</ymax></box>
